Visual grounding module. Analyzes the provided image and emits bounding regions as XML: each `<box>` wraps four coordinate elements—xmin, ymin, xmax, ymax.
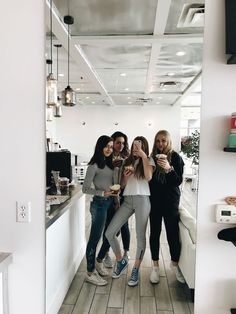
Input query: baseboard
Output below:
<box><xmin>46</xmin><ymin>241</ymin><xmax>86</xmax><ymax>314</ymax></box>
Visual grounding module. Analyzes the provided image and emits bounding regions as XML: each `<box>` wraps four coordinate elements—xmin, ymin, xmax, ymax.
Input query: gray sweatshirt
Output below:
<box><xmin>82</xmin><ymin>163</ymin><xmax>118</xmax><ymax>196</ymax></box>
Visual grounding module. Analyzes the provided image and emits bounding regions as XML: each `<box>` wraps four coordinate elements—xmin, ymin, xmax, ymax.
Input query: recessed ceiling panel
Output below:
<box><xmin>53</xmin><ymin>0</ymin><xmax>158</xmax><ymax>35</ymax></box>
<box><xmin>80</xmin><ymin>44</ymin><xmax>151</xmax><ymax>69</ymax></box>
<box><xmin>96</xmin><ymin>69</ymin><xmax>147</xmax><ymax>93</ymax></box>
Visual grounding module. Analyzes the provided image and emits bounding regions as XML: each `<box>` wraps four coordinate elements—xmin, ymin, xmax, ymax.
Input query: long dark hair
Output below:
<box><xmin>111</xmin><ymin>131</ymin><xmax>129</xmax><ymax>158</ymax></box>
<box><xmin>89</xmin><ymin>135</ymin><xmax>114</xmax><ymax>169</ymax></box>
<box><xmin>124</xmin><ymin>136</ymin><xmax>149</xmax><ymax>179</ymax></box>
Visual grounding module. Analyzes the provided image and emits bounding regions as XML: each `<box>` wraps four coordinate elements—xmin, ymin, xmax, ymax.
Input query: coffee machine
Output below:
<box><xmin>46</xmin><ymin>150</ymin><xmax>72</xmax><ymax>187</ymax></box>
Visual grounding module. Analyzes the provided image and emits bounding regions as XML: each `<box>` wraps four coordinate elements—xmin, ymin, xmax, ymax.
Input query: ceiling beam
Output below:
<box><xmin>172</xmin><ymin>71</ymin><xmax>202</xmax><ymax>106</ymax></box>
<box><xmin>144</xmin><ymin>0</ymin><xmax>171</xmax><ymax>95</ymax></box>
<box><xmin>45</xmin><ymin>0</ymin><xmax>116</xmax><ymax>106</ymax></box>
<box><xmin>72</xmin><ymin>34</ymin><xmax>203</xmax><ymax>46</ymax></box>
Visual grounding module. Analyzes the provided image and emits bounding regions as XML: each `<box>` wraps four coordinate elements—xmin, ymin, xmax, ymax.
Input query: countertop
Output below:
<box><xmin>46</xmin><ymin>185</ymin><xmax>83</xmax><ymax>229</ymax></box>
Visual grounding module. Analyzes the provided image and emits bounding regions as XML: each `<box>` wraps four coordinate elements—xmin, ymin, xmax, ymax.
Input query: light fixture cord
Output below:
<box><xmin>67</xmin><ymin>23</ymin><xmax>70</xmax><ymax>86</ymax></box>
<box><xmin>50</xmin><ymin>0</ymin><xmax>53</xmax><ymax>74</ymax></box>
<box><xmin>56</xmin><ymin>46</ymin><xmax>58</xmax><ymax>80</ymax></box>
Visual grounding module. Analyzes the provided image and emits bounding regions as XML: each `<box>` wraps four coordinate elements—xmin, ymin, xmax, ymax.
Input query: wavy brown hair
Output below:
<box><xmin>124</xmin><ymin>136</ymin><xmax>149</xmax><ymax>179</ymax></box>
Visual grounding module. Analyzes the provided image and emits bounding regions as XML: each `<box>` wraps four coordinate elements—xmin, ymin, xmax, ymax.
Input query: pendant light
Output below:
<box><xmin>54</xmin><ymin>44</ymin><xmax>62</xmax><ymax>117</ymax></box>
<box><xmin>62</xmin><ymin>15</ymin><xmax>76</xmax><ymax>106</ymax></box>
<box><xmin>46</xmin><ymin>0</ymin><xmax>57</xmax><ymax>106</ymax></box>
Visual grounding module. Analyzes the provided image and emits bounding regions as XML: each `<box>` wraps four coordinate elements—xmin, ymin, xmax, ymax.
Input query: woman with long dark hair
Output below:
<box><xmin>106</xmin><ymin>136</ymin><xmax>155</xmax><ymax>286</ymax></box>
<box><xmin>149</xmin><ymin>130</ymin><xmax>185</xmax><ymax>284</ymax></box>
<box><xmin>82</xmin><ymin>135</ymin><xmax>118</xmax><ymax>286</ymax></box>
<box><xmin>96</xmin><ymin>131</ymin><xmax>131</xmax><ymax>270</ymax></box>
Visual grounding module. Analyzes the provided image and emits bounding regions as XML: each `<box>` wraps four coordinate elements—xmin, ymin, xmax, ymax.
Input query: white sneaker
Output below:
<box><xmin>150</xmin><ymin>266</ymin><xmax>160</xmax><ymax>284</ymax></box>
<box><xmin>86</xmin><ymin>270</ymin><xmax>108</xmax><ymax>286</ymax></box>
<box><xmin>103</xmin><ymin>253</ymin><xmax>113</xmax><ymax>268</ymax></box>
<box><xmin>170</xmin><ymin>264</ymin><xmax>186</xmax><ymax>283</ymax></box>
<box><xmin>95</xmin><ymin>261</ymin><xmax>109</xmax><ymax>276</ymax></box>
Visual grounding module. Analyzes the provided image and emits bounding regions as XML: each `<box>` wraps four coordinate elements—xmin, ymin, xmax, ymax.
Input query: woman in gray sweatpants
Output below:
<box><xmin>106</xmin><ymin>136</ymin><xmax>155</xmax><ymax>286</ymax></box>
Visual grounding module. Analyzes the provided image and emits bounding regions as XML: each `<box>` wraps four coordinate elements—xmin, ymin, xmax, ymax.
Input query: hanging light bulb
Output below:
<box><xmin>54</xmin><ymin>97</ymin><xmax>63</xmax><ymax>117</ymax></box>
<box><xmin>54</xmin><ymin>44</ymin><xmax>63</xmax><ymax>117</ymax></box>
<box><xmin>62</xmin><ymin>15</ymin><xmax>76</xmax><ymax>106</ymax></box>
<box><xmin>46</xmin><ymin>0</ymin><xmax>57</xmax><ymax>106</ymax></box>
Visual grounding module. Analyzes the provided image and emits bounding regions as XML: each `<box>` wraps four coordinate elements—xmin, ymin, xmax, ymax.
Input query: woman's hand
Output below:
<box><xmin>123</xmin><ymin>168</ymin><xmax>134</xmax><ymax>177</ymax></box>
<box><xmin>133</xmin><ymin>144</ymin><xmax>146</xmax><ymax>159</ymax></box>
<box><xmin>157</xmin><ymin>158</ymin><xmax>171</xmax><ymax>171</ymax></box>
<box><xmin>104</xmin><ymin>189</ymin><xmax>121</xmax><ymax>197</ymax></box>
<box><xmin>113</xmin><ymin>158</ymin><xmax>123</xmax><ymax>168</ymax></box>
<box><xmin>103</xmin><ymin>191</ymin><xmax>115</xmax><ymax>197</ymax></box>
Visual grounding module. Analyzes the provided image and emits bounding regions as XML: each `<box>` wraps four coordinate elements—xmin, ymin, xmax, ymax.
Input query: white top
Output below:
<box><xmin>123</xmin><ymin>157</ymin><xmax>155</xmax><ymax>196</ymax></box>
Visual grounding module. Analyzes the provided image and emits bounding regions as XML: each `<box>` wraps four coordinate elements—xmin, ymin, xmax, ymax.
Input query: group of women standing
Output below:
<box><xmin>82</xmin><ymin>130</ymin><xmax>185</xmax><ymax>287</ymax></box>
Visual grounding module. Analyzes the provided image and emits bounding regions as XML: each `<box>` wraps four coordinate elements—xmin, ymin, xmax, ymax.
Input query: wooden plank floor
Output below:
<box><xmin>58</xmin><ymin>182</ymin><xmax>197</xmax><ymax>314</ymax></box>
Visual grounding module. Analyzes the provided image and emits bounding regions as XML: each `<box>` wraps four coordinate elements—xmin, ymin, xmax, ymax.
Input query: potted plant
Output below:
<box><xmin>181</xmin><ymin>130</ymin><xmax>200</xmax><ymax>165</ymax></box>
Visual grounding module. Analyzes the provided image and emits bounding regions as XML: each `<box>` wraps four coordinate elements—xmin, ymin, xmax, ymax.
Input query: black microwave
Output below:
<box><xmin>46</xmin><ymin>151</ymin><xmax>72</xmax><ymax>187</ymax></box>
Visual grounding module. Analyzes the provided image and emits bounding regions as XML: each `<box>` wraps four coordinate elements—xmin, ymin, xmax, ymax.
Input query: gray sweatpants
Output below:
<box><xmin>106</xmin><ymin>195</ymin><xmax>150</xmax><ymax>260</ymax></box>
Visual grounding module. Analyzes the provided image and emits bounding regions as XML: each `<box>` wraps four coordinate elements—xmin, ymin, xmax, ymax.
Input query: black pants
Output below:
<box><xmin>149</xmin><ymin>204</ymin><xmax>181</xmax><ymax>262</ymax></box>
<box><xmin>97</xmin><ymin>200</ymin><xmax>130</xmax><ymax>260</ymax></box>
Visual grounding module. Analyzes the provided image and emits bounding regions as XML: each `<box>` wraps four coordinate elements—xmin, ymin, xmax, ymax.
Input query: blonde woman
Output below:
<box><xmin>149</xmin><ymin>130</ymin><xmax>185</xmax><ymax>284</ymax></box>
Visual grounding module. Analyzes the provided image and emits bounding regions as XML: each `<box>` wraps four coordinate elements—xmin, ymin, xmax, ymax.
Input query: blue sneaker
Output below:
<box><xmin>112</xmin><ymin>258</ymin><xmax>128</xmax><ymax>278</ymax></box>
<box><xmin>128</xmin><ymin>267</ymin><xmax>139</xmax><ymax>286</ymax></box>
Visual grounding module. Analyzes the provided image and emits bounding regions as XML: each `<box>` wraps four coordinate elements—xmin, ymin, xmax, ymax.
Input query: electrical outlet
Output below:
<box><xmin>16</xmin><ymin>201</ymin><xmax>31</xmax><ymax>223</ymax></box>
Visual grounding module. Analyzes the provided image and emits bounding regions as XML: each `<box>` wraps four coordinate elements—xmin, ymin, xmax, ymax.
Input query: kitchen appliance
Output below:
<box><xmin>46</xmin><ymin>150</ymin><xmax>72</xmax><ymax>187</ymax></box>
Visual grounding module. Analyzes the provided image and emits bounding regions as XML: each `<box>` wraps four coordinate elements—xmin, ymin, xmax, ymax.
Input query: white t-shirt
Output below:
<box><xmin>123</xmin><ymin>157</ymin><xmax>155</xmax><ymax>196</ymax></box>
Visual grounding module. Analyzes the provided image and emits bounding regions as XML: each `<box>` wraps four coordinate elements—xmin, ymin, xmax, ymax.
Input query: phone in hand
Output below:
<box><xmin>133</xmin><ymin>140</ymin><xmax>141</xmax><ymax>149</ymax></box>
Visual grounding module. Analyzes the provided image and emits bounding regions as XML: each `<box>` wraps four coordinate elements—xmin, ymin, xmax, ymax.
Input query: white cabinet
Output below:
<box><xmin>46</xmin><ymin>193</ymin><xmax>86</xmax><ymax>314</ymax></box>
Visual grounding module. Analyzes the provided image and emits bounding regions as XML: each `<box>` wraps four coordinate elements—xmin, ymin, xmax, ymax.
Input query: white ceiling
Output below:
<box><xmin>45</xmin><ymin>0</ymin><xmax>204</xmax><ymax>107</ymax></box>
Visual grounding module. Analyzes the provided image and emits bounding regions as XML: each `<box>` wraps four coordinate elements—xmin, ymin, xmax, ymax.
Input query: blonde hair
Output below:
<box><xmin>151</xmin><ymin>130</ymin><xmax>173</xmax><ymax>161</ymax></box>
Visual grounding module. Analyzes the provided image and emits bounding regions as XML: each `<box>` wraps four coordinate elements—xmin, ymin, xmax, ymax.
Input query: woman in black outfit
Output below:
<box><xmin>149</xmin><ymin>130</ymin><xmax>185</xmax><ymax>284</ymax></box>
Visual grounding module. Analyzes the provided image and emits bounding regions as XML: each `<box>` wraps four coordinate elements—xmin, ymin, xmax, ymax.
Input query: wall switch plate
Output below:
<box><xmin>16</xmin><ymin>201</ymin><xmax>31</xmax><ymax>223</ymax></box>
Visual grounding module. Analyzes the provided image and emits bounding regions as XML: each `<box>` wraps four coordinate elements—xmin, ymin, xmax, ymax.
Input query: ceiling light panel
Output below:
<box><xmin>96</xmin><ymin>69</ymin><xmax>148</xmax><ymax>93</ymax></box>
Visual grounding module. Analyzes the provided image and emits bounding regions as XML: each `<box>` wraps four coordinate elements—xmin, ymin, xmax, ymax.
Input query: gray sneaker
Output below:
<box><xmin>95</xmin><ymin>261</ymin><xmax>109</xmax><ymax>276</ymax></box>
<box><xmin>86</xmin><ymin>270</ymin><xmax>108</xmax><ymax>286</ymax></box>
<box><xmin>112</xmin><ymin>258</ymin><xmax>128</xmax><ymax>278</ymax></box>
<box><xmin>128</xmin><ymin>267</ymin><xmax>139</xmax><ymax>286</ymax></box>
<box><xmin>103</xmin><ymin>253</ymin><xmax>113</xmax><ymax>268</ymax></box>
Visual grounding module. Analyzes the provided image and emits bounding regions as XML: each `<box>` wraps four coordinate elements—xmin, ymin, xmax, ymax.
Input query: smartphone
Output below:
<box><xmin>133</xmin><ymin>140</ymin><xmax>141</xmax><ymax>149</ymax></box>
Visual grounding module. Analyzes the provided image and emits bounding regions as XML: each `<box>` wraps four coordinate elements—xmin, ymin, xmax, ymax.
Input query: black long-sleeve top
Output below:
<box><xmin>149</xmin><ymin>151</ymin><xmax>184</xmax><ymax>209</ymax></box>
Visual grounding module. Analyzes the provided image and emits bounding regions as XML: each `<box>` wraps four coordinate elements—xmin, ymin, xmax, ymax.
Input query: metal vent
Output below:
<box><xmin>160</xmin><ymin>81</ymin><xmax>179</xmax><ymax>88</ymax></box>
<box><xmin>136</xmin><ymin>97</ymin><xmax>153</xmax><ymax>103</ymax></box>
<box><xmin>177</xmin><ymin>3</ymin><xmax>204</xmax><ymax>28</ymax></box>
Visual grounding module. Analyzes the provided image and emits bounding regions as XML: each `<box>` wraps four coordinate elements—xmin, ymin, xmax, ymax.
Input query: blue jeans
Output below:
<box><xmin>97</xmin><ymin>198</ymin><xmax>130</xmax><ymax>260</ymax></box>
<box><xmin>86</xmin><ymin>196</ymin><xmax>113</xmax><ymax>272</ymax></box>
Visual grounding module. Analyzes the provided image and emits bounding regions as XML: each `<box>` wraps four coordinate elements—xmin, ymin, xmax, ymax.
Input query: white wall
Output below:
<box><xmin>47</xmin><ymin>104</ymin><xmax>181</xmax><ymax>161</ymax></box>
<box><xmin>195</xmin><ymin>1</ymin><xmax>236</xmax><ymax>313</ymax></box>
<box><xmin>0</xmin><ymin>1</ymin><xmax>45</xmax><ymax>313</ymax></box>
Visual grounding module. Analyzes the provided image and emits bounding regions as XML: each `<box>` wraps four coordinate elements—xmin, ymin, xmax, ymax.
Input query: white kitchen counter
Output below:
<box><xmin>0</xmin><ymin>252</ymin><xmax>12</xmax><ymax>314</ymax></box>
<box><xmin>46</xmin><ymin>186</ymin><xmax>86</xmax><ymax>314</ymax></box>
